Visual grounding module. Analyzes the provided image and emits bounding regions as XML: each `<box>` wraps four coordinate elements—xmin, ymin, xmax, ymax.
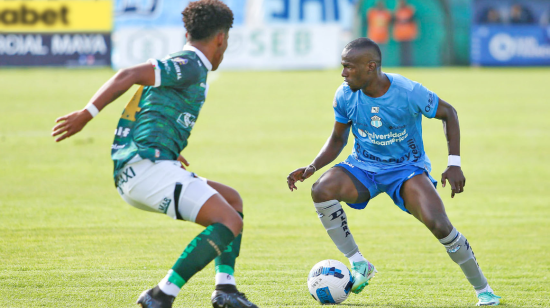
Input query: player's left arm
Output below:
<box><xmin>51</xmin><ymin>63</ymin><xmax>155</xmax><ymax>142</ymax></box>
<box><xmin>434</xmin><ymin>98</ymin><xmax>465</xmax><ymax>198</ymax></box>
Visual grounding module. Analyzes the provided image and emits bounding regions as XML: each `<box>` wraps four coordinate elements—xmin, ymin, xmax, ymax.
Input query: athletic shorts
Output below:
<box><xmin>334</xmin><ymin>162</ymin><xmax>437</xmax><ymax>214</ymax></box>
<box><xmin>115</xmin><ymin>158</ymin><xmax>217</xmax><ymax>222</ymax></box>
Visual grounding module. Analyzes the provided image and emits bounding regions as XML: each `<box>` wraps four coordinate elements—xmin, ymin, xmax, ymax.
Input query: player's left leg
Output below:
<box><xmin>206</xmin><ymin>181</ymin><xmax>255</xmax><ymax>308</ymax></box>
<box><xmin>400</xmin><ymin>174</ymin><xmax>500</xmax><ymax>306</ymax></box>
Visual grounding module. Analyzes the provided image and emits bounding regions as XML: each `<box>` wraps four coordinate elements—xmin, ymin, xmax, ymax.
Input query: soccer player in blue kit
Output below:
<box><xmin>286</xmin><ymin>38</ymin><xmax>501</xmax><ymax>306</ymax></box>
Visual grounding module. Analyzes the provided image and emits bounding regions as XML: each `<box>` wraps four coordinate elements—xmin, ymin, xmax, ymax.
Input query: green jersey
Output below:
<box><xmin>111</xmin><ymin>45</ymin><xmax>211</xmax><ymax>180</ymax></box>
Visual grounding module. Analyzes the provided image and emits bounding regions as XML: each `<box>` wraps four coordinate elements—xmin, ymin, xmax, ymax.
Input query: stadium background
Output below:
<box><xmin>1</xmin><ymin>0</ymin><xmax>549</xmax><ymax>307</ymax></box>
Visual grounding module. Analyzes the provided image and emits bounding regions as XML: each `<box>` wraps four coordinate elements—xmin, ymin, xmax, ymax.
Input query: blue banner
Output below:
<box><xmin>472</xmin><ymin>0</ymin><xmax>550</xmax><ymax>66</ymax></box>
<box><xmin>0</xmin><ymin>33</ymin><xmax>111</xmax><ymax>67</ymax></box>
<box><xmin>471</xmin><ymin>25</ymin><xmax>550</xmax><ymax>66</ymax></box>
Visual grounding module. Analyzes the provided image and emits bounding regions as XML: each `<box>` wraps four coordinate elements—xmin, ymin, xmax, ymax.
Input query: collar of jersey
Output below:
<box><xmin>182</xmin><ymin>44</ymin><xmax>213</xmax><ymax>71</ymax></box>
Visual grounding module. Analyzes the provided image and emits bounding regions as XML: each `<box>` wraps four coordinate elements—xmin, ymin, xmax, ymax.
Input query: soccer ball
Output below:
<box><xmin>307</xmin><ymin>259</ymin><xmax>353</xmax><ymax>305</ymax></box>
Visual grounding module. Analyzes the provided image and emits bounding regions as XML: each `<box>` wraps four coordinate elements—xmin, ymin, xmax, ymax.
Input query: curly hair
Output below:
<box><xmin>182</xmin><ymin>0</ymin><xmax>234</xmax><ymax>41</ymax></box>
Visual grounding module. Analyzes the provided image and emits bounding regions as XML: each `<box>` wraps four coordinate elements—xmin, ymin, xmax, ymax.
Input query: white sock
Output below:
<box><xmin>348</xmin><ymin>251</ymin><xmax>367</xmax><ymax>265</ymax></box>
<box><xmin>475</xmin><ymin>284</ymin><xmax>493</xmax><ymax>295</ymax></box>
<box><xmin>158</xmin><ymin>276</ymin><xmax>181</xmax><ymax>297</ymax></box>
<box><xmin>215</xmin><ymin>273</ymin><xmax>236</xmax><ymax>286</ymax></box>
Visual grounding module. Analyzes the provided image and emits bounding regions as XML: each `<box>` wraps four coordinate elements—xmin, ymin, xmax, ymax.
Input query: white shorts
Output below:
<box><xmin>115</xmin><ymin>158</ymin><xmax>217</xmax><ymax>222</ymax></box>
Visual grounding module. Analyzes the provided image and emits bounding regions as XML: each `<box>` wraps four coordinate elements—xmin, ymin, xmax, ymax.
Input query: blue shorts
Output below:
<box><xmin>334</xmin><ymin>162</ymin><xmax>437</xmax><ymax>214</ymax></box>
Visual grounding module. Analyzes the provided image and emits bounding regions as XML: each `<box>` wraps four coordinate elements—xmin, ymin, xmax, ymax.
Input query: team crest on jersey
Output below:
<box><xmin>371</xmin><ymin>115</ymin><xmax>382</xmax><ymax>128</ymax></box>
<box><xmin>177</xmin><ymin>112</ymin><xmax>196</xmax><ymax>128</ymax></box>
<box><xmin>172</xmin><ymin>58</ymin><xmax>188</xmax><ymax>65</ymax></box>
<box><xmin>371</xmin><ymin>107</ymin><xmax>379</xmax><ymax>113</ymax></box>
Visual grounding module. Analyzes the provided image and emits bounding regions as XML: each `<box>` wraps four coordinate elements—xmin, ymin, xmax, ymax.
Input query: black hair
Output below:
<box><xmin>344</xmin><ymin>38</ymin><xmax>382</xmax><ymax>66</ymax></box>
<box><xmin>182</xmin><ymin>0</ymin><xmax>234</xmax><ymax>41</ymax></box>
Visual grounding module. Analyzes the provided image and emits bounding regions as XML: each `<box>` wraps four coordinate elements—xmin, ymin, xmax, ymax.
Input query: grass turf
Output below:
<box><xmin>0</xmin><ymin>67</ymin><xmax>549</xmax><ymax>307</ymax></box>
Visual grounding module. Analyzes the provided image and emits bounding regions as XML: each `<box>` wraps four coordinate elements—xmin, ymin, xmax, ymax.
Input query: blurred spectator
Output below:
<box><xmin>510</xmin><ymin>4</ymin><xmax>534</xmax><ymax>24</ymax></box>
<box><xmin>480</xmin><ymin>8</ymin><xmax>503</xmax><ymax>24</ymax></box>
<box><xmin>539</xmin><ymin>7</ymin><xmax>549</xmax><ymax>26</ymax></box>
<box><xmin>393</xmin><ymin>0</ymin><xmax>417</xmax><ymax>66</ymax></box>
<box><xmin>367</xmin><ymin>1</ymin><xmax>392</xmax><ymax>44</ymax></box>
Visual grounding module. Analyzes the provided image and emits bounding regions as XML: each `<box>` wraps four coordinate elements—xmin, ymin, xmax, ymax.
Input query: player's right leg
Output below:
<box><xmin>310</xmin><ymin>166</ymin><xmax>377</xmax><ymax>294</ymax></box>
<box><xmin>205</xmin><ymin>181</ymin><xmax>257</xmax><ymax>308</ymax></box>
<box><xmin>401</xmin><ymin>173</ymin><xmax>500</xmax><ymax>306</ymax></box>
<box><xmin>116</xmin><ymin>159</ymin><xmax>254</xmax><ymax>308</ymax></box>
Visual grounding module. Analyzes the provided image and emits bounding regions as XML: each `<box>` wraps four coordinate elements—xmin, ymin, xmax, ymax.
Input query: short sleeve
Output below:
<box><xmin>147</xmin><ymin>57</ymin><xmax>198</xmax><ymax>88</ymax></box>
<box><xmin>408</xmin><ymin>83</ymin><xmax>439</xmax><ymax>118</ymax></box>
<box><xmin>333</xmin><ymin>86</ymin><xmax>350</xmax><ymax>124</ymax></box>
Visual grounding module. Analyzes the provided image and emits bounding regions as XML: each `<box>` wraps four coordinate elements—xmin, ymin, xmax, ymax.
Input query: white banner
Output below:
<box><xmin>222</xmin><ymin>24</ymin><xmax>342</xmax><ymax>70</ymax></box>
<box><xmin>111</xmin><ymin>27</ymin><xmax>185</xmax><ymax>69</ymax></box>
<box><xmin>112</xmin><ymin>24</ymin><xmax>343</xmax><ymax>70</ymax></box>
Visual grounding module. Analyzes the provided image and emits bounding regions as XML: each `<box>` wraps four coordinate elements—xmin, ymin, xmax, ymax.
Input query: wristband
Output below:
<box><xmin>448</xmin><ymin>155</ymin><xmax>461</xmax><ymax>167</ymax></box>
<box><xmin>85</xmin><ymin>103</ymin><xmax>99</xmax><ymax>118</ymax></box>
<box><xmin>309</xmin><ymin>164</ymin><xmax>317</xmax><ymax>172</ymax></box>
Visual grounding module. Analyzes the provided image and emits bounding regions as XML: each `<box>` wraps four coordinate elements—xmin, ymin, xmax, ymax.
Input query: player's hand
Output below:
<box><xmin>51</xmin><ymin>109</ymin><xmax>93</xmax><ymax>142</ymax></box>
<box><xmin>178</xmin><ymin>154</ymin><xmax>189</xmax><ymax>170</ymax></box>
<box><xmin>441</xmin><ymin>166</ymin><xmax>466</xmax><ymax>198</ymax></box>
<box><xmin>287</xmin><ymin>165</ymin><xmax>316</xmax><ymax>191</ymax></box>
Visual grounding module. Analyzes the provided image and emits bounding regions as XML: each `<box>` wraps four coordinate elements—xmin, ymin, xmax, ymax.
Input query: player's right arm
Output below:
<box><xmin>51</xmin><ymin>63</ymin><xmax>155</xmax><ymax>142</ymax></box>
<box><xmin>286</xmin><ymin>121</ymin><xmax>351</xmax><ymax>191</ymax></box>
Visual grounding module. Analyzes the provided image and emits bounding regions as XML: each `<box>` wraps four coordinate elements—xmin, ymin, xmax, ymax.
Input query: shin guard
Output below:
<box><xmin>440</xmin><ymin>228</ymin><xmax>488</xmax><ymax>290</ymax></box>
<box><xmin>314</xmin><ymin>200</ymin><xmax>359</xmax><ymax>258</ymax></box>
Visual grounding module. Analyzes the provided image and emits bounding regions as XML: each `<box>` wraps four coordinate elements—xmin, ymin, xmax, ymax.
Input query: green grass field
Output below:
<box><xmin>1</xmin><ymin>67</ymin><xmax>549</xmax><ymax>307</ymax></box>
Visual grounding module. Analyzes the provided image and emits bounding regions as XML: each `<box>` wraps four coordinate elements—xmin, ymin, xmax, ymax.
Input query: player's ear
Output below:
<box><xmin>368</xmin><ymin>61</ymin><xmax>377</xmax><ymax>72</ymax></box>
<box><xmin>216</xmin><ymin>31</ymin><xmax>225</xmax><ymax>47</ymax></box>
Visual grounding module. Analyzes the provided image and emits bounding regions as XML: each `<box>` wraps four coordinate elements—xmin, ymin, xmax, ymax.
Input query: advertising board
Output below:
<box><xmin>0</xmin><ymin>0</ymin><xmax>112</xmax><ymax>67</ymax></box>
<box><xmin>112</xmin><ymin>0</ymin><xmax>351</xmax><ymax>70</ymax></box>
<box><xmin>471</xmin><ymin>0</ymin><xmax>550</xmax><ymax>66</ymax></box>
<box><xmin>0</xmin><ymin>33</ymin><xmax>111</xmax><ymax>66</ymax></box>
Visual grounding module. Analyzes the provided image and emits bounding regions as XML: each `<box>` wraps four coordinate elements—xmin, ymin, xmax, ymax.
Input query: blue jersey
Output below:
<box><xmin>333</xmin><ymin>73</ymin><xmax>439</xmax><ymax>173</ymax></box>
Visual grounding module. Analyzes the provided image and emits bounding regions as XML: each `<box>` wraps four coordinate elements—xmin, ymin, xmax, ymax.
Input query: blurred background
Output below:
<box><xmin>1</xmin><ymin>1</ymin><xmax>550</xmax><ymax>307</ymax></box>
<box><xmin>1</xmin><ymin>0</ymin><xmax>550</xmax><ymax>69</ymax></box>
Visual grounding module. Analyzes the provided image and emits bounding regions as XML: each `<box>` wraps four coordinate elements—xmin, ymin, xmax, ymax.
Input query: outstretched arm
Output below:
<box><xmin>51</xmin><ymin>63</ymin><xmax>155</xmax><ymax>142</ymax></box>
<box><xmin>287</xmin><ymin>121</ymin><xmax>351</xmax><ymax>191</ymax></box>
<box><xmin>434</xmin><ymin>98</ymin><xmax>465</xmax><ymax>198</ymax></box>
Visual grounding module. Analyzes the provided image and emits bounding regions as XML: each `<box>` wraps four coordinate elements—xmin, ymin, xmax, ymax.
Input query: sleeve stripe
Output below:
<box><xmin>147</xmin><ymin>59</ymin><xmax>161</xmax><ymax>87</ymax></box>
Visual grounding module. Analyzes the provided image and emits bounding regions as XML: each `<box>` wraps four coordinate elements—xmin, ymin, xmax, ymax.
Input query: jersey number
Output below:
<box><xmin>121</xmin><ymin>86</ymin><xmax>143</xmax><ymax>121</ymax></box>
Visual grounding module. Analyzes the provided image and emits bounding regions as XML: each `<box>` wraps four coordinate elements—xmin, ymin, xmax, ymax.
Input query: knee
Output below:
<box><xmin>225</xmin><ymin>188</ymin><xmax>243</xmax><ymax>213</ymax></box>
<box><xmin>220</xmin><ymin>212</ymin><xmax>243</xmax><ymax>237</ymax></box>
<box><xmin>423</xmin><ymin>215</ymin><xmax>453</xmax><ymax>239</ymax></box>
<box><xmin>311</xmin><ymin>180</ymin><xmax>339</xmax><ymax>203</ymax></box>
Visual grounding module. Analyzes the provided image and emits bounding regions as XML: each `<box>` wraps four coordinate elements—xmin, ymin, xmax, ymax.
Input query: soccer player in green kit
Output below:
<box><xmin>51</xmin><ymin>1</ymin><xmax>258</xmax><ymax>307</ymax></box>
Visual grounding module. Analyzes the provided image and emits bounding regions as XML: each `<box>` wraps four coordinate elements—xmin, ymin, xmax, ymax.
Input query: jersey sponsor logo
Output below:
<box><xmin>161</xmin><ymin>60</ymin><xmax>171</xmax><ymax>73</ymax></box>
<box><xmin>371</xmin><ymin>106</ymin><xmax>379</xmax><ymax>113</ymax></box>
<box><xmin>111</xmin><ymin>144</ymin><xmax>126</xmax><ymax>150</ymax></box>
<box><xmin>370</xmin><ymin>115</ymin><xmax>382</xmax><ymax>128</ymax></box>
<box><xmin>365</xmin><ymin>129</ymin><xmax>408</xmax><ymax>146</ymax></box>
<box><xmin>172</xmin><ymin>57</ymin><xmax>188</xmax><ymax>65</ymax></box>
<box><xmin>388</xmin><ymin>125</ymin><xmax>406</xmax><ymax>130</ymax></box>
<box><xmin>177</xmin><ymin>112</ymin><xmax>196</xmax><ymax>128</ymax></box>
<box><xmin>355</xmin><ymin>143</ymin><xmax>416</xmax><ymax>164</ymax></box>
<box><xmin>358</xmin><ymin>128</ymin><xmax>367</xmax><ymax>138</ymax></box>
<box><xmin>333</xmin><ymin>97</ymin><xmax>337</xmax><ymax>107</ymax></box>
<box><xmin>114</xmin><ymin>126</ymin><xmax>131</xmax><ymax>137</ymax></box>
<box><xmin>173</xmin><ymin>61</ymin><xmax>182</xmax><ymax>79</ymax></box>
<box><xmin>425</xmin><ymin>91</ymin><xmax>435</xmax><ymax>113</ymax></box>
<box><xmin>407</xmin><ymin>139</ymin><xmax>421</xmax><ymax>162</ymax></box>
